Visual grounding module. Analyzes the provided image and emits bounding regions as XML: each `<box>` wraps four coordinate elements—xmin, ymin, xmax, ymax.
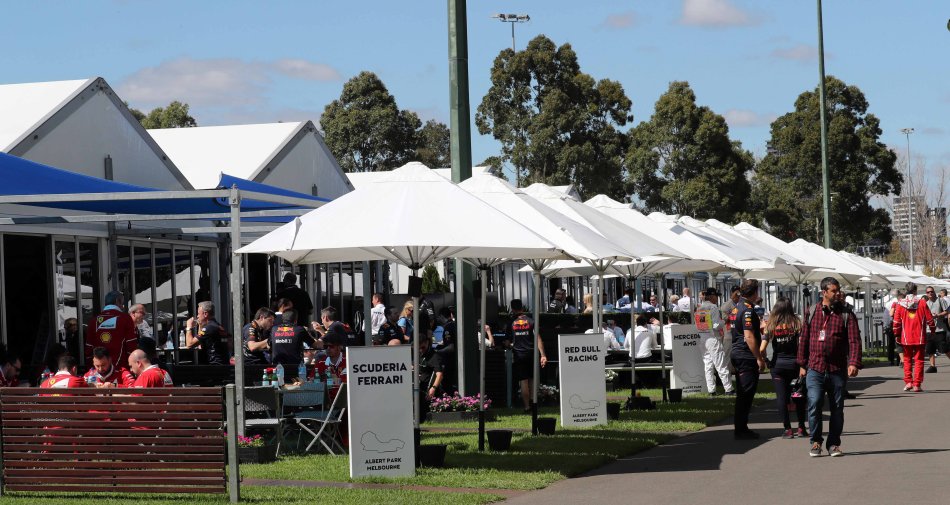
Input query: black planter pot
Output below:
<box><xmin>238</xmin><ymin>444</ymin><xmax>278</xmax><ymax>464</ymax></box>
<box><xmin>605</xmin><ymin>381</ymin><xmax>616</xmax><ymax>392</ymax></box>
<box><xmin>606</xmin><ymin>402</ymin><xmax>621</xmax><ymax>420</ymax></box>
<box><xmin>426</xmin><ymin>410</ymin><xmax>496</xmax><ymax>423</ymax></box>
<box><xmin>486</xmin><ymin>429</ymin><xmax>513</xmax><ymax>451</ymax></box>
<box><xmin>668</xmin><ymin>388</ymin><xmax>683</xmax><ymax>403</ymax></box>
<box><xmin>418</xmin><ymin>444</ymin><xmax>447</xmax><ymax>467</ymax></box>
<box><xmin>536</xmin><ymin>417</ymin><xmax>556</xmax><ymax>435</ymax></box>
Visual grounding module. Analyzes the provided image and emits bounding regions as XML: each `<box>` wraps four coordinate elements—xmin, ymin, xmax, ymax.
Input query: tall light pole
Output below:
<box><xmin>816</xmin><ymin>0</ymin><xmax>832</xmax><ymax>249</ymax></box>
<box><xmin>492</xmin><ymin>13</ymin><xmax>530</xmax><ymax>51</ymax></box>
<box><xmin>902</xmin><ymin>127</ymin><xmax>915</xmax><ymax>270</ymax></box>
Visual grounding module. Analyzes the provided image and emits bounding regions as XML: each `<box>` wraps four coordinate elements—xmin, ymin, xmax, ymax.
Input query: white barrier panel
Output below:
<box><xmin>557</xmin><ymin>333</ymin><xmax>607</xmax><ymax>427</ymax></box>
<box><xmin>347</xmin><ymin>346</ymin><xmax>415</xmax><ymax>478</ymax></box>
<box><xmin>665</xmin><ymin>324</ymin><xmax>706</xmax><ymax>395</ymax></box>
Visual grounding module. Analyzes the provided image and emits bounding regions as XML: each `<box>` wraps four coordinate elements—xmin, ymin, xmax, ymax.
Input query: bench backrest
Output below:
<box><xmin>0</xmin><ymin>387</ymin><xmax>226</xmax><ymax>495</ymax></box>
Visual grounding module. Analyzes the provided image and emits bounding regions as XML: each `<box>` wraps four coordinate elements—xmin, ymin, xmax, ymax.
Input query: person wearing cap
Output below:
<box><xmin>695</xmin><ymin>287</ymin><xmax>735</xmax><ymax>396</ymax></box>
<box><xmin>85</xmin><ymin>291</ymin><xmax>138</xmax><ymax>368</ymax></box>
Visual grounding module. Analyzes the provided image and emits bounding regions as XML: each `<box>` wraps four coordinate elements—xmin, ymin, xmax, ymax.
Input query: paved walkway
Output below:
<box><xmin>505</xmin><ymin>363</ymin><xmax>949</xmax><ymax>505</ymax></box>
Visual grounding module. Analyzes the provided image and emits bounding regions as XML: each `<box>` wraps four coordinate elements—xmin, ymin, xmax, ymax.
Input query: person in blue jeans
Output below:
<box><xmin>797</xmin><ymin>277</ymin><xmax>861</xmax><ymax>458</ymax></box>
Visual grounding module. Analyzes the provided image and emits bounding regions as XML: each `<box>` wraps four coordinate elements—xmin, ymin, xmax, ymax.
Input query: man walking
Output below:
<box><xmin>730</xmin><ymin>279</ymin><xmax>765</xmax><ymax>439</ymax></box>
<box><xmin>798</xmin><ymin>277</ymin><xmax>862</xmax><ymax>457</ymax></box>
<box><xmin>695</xmin><ymin>288</ymin><xmax>734</xmax><ymax>396</ymax></box>
<box><xmin>923</xmin><ymin>286</ymin><xmax>948</xmax><ymax>373</ymax></box>
<box><xmin>893</xmin><ymin>282</ymin><xmax>935</xmax><ymax>391</ymax></box>
<box><xmin>503</xmin><ymin>299</ymin><xmax>547</xmax><ymax>412</ymax></box>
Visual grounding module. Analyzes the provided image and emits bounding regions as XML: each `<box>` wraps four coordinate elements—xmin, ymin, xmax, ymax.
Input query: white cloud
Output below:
<box><xmin>922</xmin><ymin>127</ymin><xmax>945</xmax><ymax>135</ymax></box>
<box><xmin>272</xmin><ymin>59</ymin><xmax>341</xmax><ymax>81</ymax></box>
<box><xmin>117</xmin><ymin>56</ymin><xmax>340</xmax><ymax>109</ymax></box>
<box><xmin>770</xmin><ymin>44</ymin><xmax>829</xmax><ymax>62</ymax></box>
<box><xmin>679</xmin><ymin>0</ymin><xmax>758</xmax><ymax>27</ymax></box>
<box><xmin>601</xmin><ymin>11</ymin><xmax>637</xmax><ymax>30</ymax></box>
<box><xmin>723</xmin><ymin>109</ymin><xmax>775</xmax><ymax>128</ymax></box>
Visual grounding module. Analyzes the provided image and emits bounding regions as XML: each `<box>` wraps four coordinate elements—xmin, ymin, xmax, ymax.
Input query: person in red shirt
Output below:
<box><xmin>893</xmin><ymin>281</ymin><xmax>936</xmax><ymax>392</ymax></box>
<box><xmin>128</xmin><ymin>349</ymin><xmax>173</xmax><ymax>388</ymax></box>
<box><xmin>41</xmin><ymin>356</ymin><xmax>88</xmax><ymax>389</ymax></box>
<box><xmin>83</xmin><ymin>346</ymin><xmax>135</xmax><ymax>388</ymax></box>
<box><xmin>85</xmin><ymin>291</ymin><xmax>138</xmax><ymax>368</ymax></box>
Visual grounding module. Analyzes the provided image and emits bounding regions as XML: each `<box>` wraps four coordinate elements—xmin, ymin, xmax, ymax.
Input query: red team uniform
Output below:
<box><xmin>132</xmin><ymin>365</ymin><xmax>173</xmax><ymax>388</ymax></box>
<box><xmin>85</xmin><ymin>305</ymin><xmax>138</xmax><ymax>367</ymax></box>
<box><xmin>41</xmin><ymin>371</ymin><xmax>87</xmax><ymax>389</ymax></box>
<box><xmin>83</xmin><ymin>365</ymin><xmax>135</xmax><ymax>388</ymax></box>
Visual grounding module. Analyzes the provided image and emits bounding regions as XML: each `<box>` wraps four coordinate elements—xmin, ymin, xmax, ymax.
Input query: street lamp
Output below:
<box><xmin>901</xmin><ymin>127</ymin><xmax>915</xmax><ymax>270</ymax></box>
<box><xmin>491</xmin><ymin>13</ymin><xmax>530</xmax><ymax>51</ymax></box>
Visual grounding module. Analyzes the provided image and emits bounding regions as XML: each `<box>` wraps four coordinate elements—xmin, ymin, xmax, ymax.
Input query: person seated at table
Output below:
<box><xmin>271</xmin><ymin>310</ymin><xmax>316</xmax><ymax>372</ymax></box>
<box><xmin>396</xmin><ymin>302</ymin><xmax>414</xmax><ymax>343</ymax></box>
<box><xmin>311</xmin><ymin>306</ymin><xmax>347</xmax><ymax>345</ymax></box>
<box><xmin>589</xmin><ymin>321</ymin><xmax>622</xmax><ymax>350</ymax></box>
<box><xmin>272</xmin><ymin>297</ymin><xmax>293</xmax><ymax>319</ymax></box>
<box><xmin>419</xmin><ymin>334</ymin><xmax>444</xmax><ymax>401</ymax></box>
<box><xmin>564</xmin><ymin>295</ymin><xmax>578</xmax><ymax>314</ymax></box>
<box><xmin>41</xmin><ymin>355</ymin><xmax>87</xmax><ymax>389</ymax></box>
<box><xmin>582</xmin><ymin>293</ymin><xmax>594</xmax><ymax>314</ymax></box>
<box><xmin>185</xmin><ymin>301</ymin><xmax>229</xmax><ymax>365</ymax></box>
<box><xmin>0</xmin><ymin>350</ymin><xmax>22</xmax><ymax>387</ymax></box>
<box><xmin>84</xmin><ymin>346</ymin><xmax>135</xmax><ymax>388</ymax></box>
<box><xmin>373</xmin><ymin>308</ymin><xmax>402</xmax><ymax>346</ymax></box>
<box><xmin>243</xmin><ymin>307</ymin><xmax>276</xmax><ymax>366</ymax></box>
<box><xmin>607</xmin><ymin>319</ymin><xmax>625</xmax><ymax>346</ymax></box>
<box><xmin>128</xmin><ymin>349</ymin><xmax>173</xmax><ymax>388</ymax></box>
<box><xmin>316</xmin><ymin>332</ymin><xmax>347</xmax><ymax>383</ymax></box>
<box><xmin>625</xmin><ymin>314</ymin><xmax>667</xmax><ymax>363</ymax></box>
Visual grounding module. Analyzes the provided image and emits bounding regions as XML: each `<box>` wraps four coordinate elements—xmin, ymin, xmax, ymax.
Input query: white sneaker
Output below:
<box><xmin>903</xmin><ymin>383</ymin><xmax>913</xmax><ymax>391</ymax></box>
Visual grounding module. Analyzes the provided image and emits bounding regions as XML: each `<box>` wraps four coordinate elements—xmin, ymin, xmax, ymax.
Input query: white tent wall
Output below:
<box><xmin>6</xmin><ymin>79</ymin><xmax>191</xmax><ymax>190</ymax></box>
<box><xmin>256</xmin><ymin>127</ymin><xmax>353</xmax><ymax>199</ymax></box>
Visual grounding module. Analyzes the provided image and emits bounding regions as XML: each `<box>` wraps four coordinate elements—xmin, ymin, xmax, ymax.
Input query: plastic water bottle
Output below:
<box><xmin>262</xmin><ymin>370</ymin><xmax>270</xmax><ymax>387</ymax></box>
<box><xmin>298</xmin><ymin>362</ymin><xmax>307</xmax><ymax>383</ymax></box>
<box><xmin>275</xmin><ymin>364</ymin><xmax>284</xmax><ymax>387</ymax></box>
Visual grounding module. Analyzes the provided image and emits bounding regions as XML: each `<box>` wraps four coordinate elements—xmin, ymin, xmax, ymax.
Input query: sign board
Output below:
<box><xmin>557</xmin><ymin>333</ymin><xmax>607</xmax><ymax>427</ymax></box>
<box><xmin>347</xmin><ymin>346</ymin><xmax>415</xmax><ymax>478</ymax></box>
<box><xmin>665</xmin><ymin>324</ymin><xmax>706</xmax><ymax>395</ymax></box>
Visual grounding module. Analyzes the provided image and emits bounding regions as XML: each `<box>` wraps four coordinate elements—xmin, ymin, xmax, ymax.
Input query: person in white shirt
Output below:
<box><xmin>607</xmin><ymin>319</ymin><xmax>625</xmax><ymax>346</ymax></box>
<box><xmin>601</xmin><ymin>321</ymin><xmax>622</xmax><ymax>350</ymax></box>
<box><xmin>625</xmin><ymin>314</ymin><xmax>661</xmax><ymax>361</ymax></box>
<box><xmin>695</xmin><ymin>288</ymin><xmax>734</xmax><ymax>395</ymax></box>
<box><xmin>677</xmin><ymin>287</ymin><xmax>692</xmax><ymax>312</ymax></box>
<box><xmin>369</xmin><ymin>293</ymin><xmax>386</xmax><ymax>336</ymax></box>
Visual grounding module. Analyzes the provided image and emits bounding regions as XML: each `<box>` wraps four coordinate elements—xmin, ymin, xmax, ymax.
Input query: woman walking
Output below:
<box><xmin>760</xmin><ymin>297</ymin><xmax>807</xmax><ymax>438</ymax></box>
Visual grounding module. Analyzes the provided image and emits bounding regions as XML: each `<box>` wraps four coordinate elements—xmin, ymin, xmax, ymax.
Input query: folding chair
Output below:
<box><xmin>244</xmin><ymin>386</ymin><xmax>284</xmax><ymax>455</ymax></box>
<box><xmin>296</xmin><ymin>382</ymin><xmax>347</xmax><ymax>454</ymax></box>
<box><xmin>281</xmin><ymin>381</ymin><xmax>325</xmax><ymax>417</ymax></box>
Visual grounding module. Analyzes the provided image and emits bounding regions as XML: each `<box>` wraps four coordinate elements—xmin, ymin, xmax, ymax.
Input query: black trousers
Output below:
<box><xmin>732</xmin><ymin>357</ymin><xmax>760</xmax><ymax>433</ymax></box>
<box><xmin>771</xmin><ymin>366</ymin><xmax>806</xmax><ymax>430</ymax></box>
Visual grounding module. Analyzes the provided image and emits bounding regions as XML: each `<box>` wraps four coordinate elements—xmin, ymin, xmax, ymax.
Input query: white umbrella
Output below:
<box><xmin>239</xmin><ymin>162</ymin><xmax>564</xmax><ymax>432</ymax></box>
<box><xmin>521</xmin><ymin>183</ymin><xmax>680</xmax><ymax>330</ymax></box>
<box><xmin>460</xmin><ymin>175</ymin><xmax>633</xmax><ymax>441</ymax></box>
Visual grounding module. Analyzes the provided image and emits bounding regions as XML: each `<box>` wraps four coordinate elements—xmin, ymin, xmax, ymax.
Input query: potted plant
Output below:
<box><xmin>604</xmin><ymin>369</ymin><xmax>618</xmax><ymax>392</ymax></box>
<box><xmin>426</xmin><ymin>393</ymin><xmax>494</xmax><ymax>423</ymax></box>
<box><xmin>234</xmin><ymin>434</ymin><xmax>277</xmax><ymax>464</ymax></box>
<box><xmin>537</xmin><ymin>384</ymin><xmax>559</xmax><ymax>406</ymax></box>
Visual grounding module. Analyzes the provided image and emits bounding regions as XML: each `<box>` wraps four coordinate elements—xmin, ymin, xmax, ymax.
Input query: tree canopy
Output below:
<box><xmin>414</xmin><ymin>119</ymin><xmax>451</xmax><ymax>169</ymax></box>
<box><xmin>475</xmin><ymin>35</ymin><xmax>632</xmax><ymax>199</ymax></box>
<box><xmin>320</xmin><ymin>71</ymin><xmax>423</xmax><ymax>172</ymax></box>
<box><xmin>625</xmin><ymin>81</ymin><xmax>754</xmax><ymax>222</ymax></box>
<box><xmin>751</xmin><ymin>76</ymin><xmax>901</xmax><ymax>249</ymax></box>
<box><xmin>130</xmin><ymin>101</ymin><xmax>197</xmax><ymax>129</ymax></box>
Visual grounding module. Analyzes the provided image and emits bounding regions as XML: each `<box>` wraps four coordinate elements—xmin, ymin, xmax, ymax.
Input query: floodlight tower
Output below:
<box><xmin>492</xmin><ymin>13</ymin><xmax>530</xmax><ymax>51</ymax></box>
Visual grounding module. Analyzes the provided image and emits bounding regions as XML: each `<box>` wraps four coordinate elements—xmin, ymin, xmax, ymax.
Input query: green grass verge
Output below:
<box><xmin>0</xmin><ymin>486</ymin><xmax>500</xmax><ymax>505</ymax></box>
<box><xmin>242</xmin><ymin>387</ymin><xmax>753</xmax><ymax>490</ymax></box>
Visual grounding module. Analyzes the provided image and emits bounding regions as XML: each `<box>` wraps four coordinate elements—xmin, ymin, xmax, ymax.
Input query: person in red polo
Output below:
<box><xmin>893</xmin><ymin>281</ymin><xmax>936</xmax><ymax>392</ymax></box>
<box><xmin>85</xmin><ymin>291</ymin><xmax>138</xmax><ymax>368</ymax></box>
<box><xmin>83</xmin><ymin>346</ymin><xmax>135</xmax><ymax>388</ymax></box>
<box><xmin>128</xmin><ymin>349</ymin><xmax>173</xmax><ymax>388</ymax></box>
<box><xmin>41</xmin><ymin>355</ymin><xmax>87</xmax><ymax>389</ymax></box>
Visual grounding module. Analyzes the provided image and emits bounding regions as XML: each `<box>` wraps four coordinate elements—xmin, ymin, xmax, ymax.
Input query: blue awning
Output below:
<box><xmin>0</xmin><ymin>152</ymin><xmax>324</xmax><ymax>217</ymax></box>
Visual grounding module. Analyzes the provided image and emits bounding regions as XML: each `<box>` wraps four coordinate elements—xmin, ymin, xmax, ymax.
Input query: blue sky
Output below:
<box><xmin>3</xmin><ymin>0</ymin><xmax>948</xmax><ymax>186</ymax></box>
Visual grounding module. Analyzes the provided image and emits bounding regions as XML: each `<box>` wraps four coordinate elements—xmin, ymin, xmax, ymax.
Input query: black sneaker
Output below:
<box><xmin>725</xmin><ymin>391</ymin><xmax>736</xmax><ymax>396</ymax></box>
<box><xmin>927</xmin><ymin>366</ymin><xmax>937</xmax><ymax>373</ymax></box>
<box><xmin>734</xmin><ymin>430</ymin><xmax>760</xmax><ymax>440</ymax></box>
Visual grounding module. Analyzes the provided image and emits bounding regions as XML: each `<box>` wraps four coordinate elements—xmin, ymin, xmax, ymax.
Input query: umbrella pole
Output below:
<box><xmin>630</xmin><ymin>276</ymin><xmax>641</xmax><ymax>405</ymax></box>
<box><xmin>532</xmin><ymin>270</ymin><xmax>541</xmax><ymax>435</ymax></box>
<box><xmin>478</xmin><ymin>266</ymin><xmax>488</xmax><ymax>451</ymax></box>
<box><xmin>412</xmin><ymin>268</ymin><xmax>421</xmax><ymax>458</ymax></box>
<box><xmin>656</xmin><ymin>273</ymin><xmax>668</xmax><ymax>403</ymax></box>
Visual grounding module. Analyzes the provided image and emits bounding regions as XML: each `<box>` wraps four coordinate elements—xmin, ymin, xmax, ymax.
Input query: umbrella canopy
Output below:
<box><xmin>238</xmin><ymin>163</ymin><xmax>563</xmax><ymax>266</ymax></box>
<box><xmin>703</xmin><ymin>219</ymin><xmax>818</xmax><ymax>281</ymax></box>
<box><xmin>787</xmin><ymin>239</ymin><xmax>888</xmax><ymax>287</ymax></box>
<box><xmin>459</xmin><ymin>175</ymin><xmax>633</xmax><ymax>265</ymax></box>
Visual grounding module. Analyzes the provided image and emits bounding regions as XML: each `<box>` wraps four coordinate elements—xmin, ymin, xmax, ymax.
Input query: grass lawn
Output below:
<box><xmin>0</xmin><ymin>486</ymin><xmax>501</xmax><ymax>505</ymax></box>
<box><xmin>242</xmin><ymin>387</ymin><xmax>761</xmax><ymax>490</ymax></box>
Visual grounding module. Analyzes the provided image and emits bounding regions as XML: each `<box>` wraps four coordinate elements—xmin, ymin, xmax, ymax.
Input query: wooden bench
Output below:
<box><xmin>0</xmin><ymin>387</ymin><xmax>229</xmax><ymax>496</ymax></box>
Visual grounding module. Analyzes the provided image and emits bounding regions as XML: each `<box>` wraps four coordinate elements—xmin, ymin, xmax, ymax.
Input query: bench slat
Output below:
<box><xmin>2</xmin><ymin>403</ymin><xmax>222</xmax><ymax>413</ymax></box>
<box><xmin>3</xmin><ymin>436</ymin><xmax>224</xmax><ymax>445</ymax></box>
<box><xmin>5</xmin><ymin>468</ymin><xmax>224</xmax><ymax>478</ymax></box>
<box><xmin>5</xmin><ymin>475</ymin><xmax>224</xmax><ymax>485</ymax></box>
<box><xmin>4</xmin><ymin>451</ymin><xmax>225</xmax><ymax>462</ymax></box>
<box><xmin>5</xmin><ymin>484</ymin><xmax>225</xmax><ymax>493</ymax></box>
<box><xmin>1</xmin><ymin>419</ymin><xmax>223</xmax><ymax>429</ymax></box>
<box><xmin>3</xmin><ymin>460</ymin><xmax>224</xmax><ymax>470</ymax></box>
<box><xmin>0</xmin><ymin>395</ymin><xmax>221</xmax><ymax>404</ymax></box>
<box><xmin>1</xmin><ymin>427</ymin><xmax>221</xmax><ymax>437</ymax></box>
<box><xmin>1</xmin><ymin>411</ymin><xmax>222</xmax><ymax>420</ymax></box>
<box><xmin>1</xmin><ymin>387</ymin><xmax>221</xmax><ymax>395</ymax></box>
<box><xmin>4</xmin><ymin>443</ymin><xmax>224</xmax><ymax>454</ymax></box>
